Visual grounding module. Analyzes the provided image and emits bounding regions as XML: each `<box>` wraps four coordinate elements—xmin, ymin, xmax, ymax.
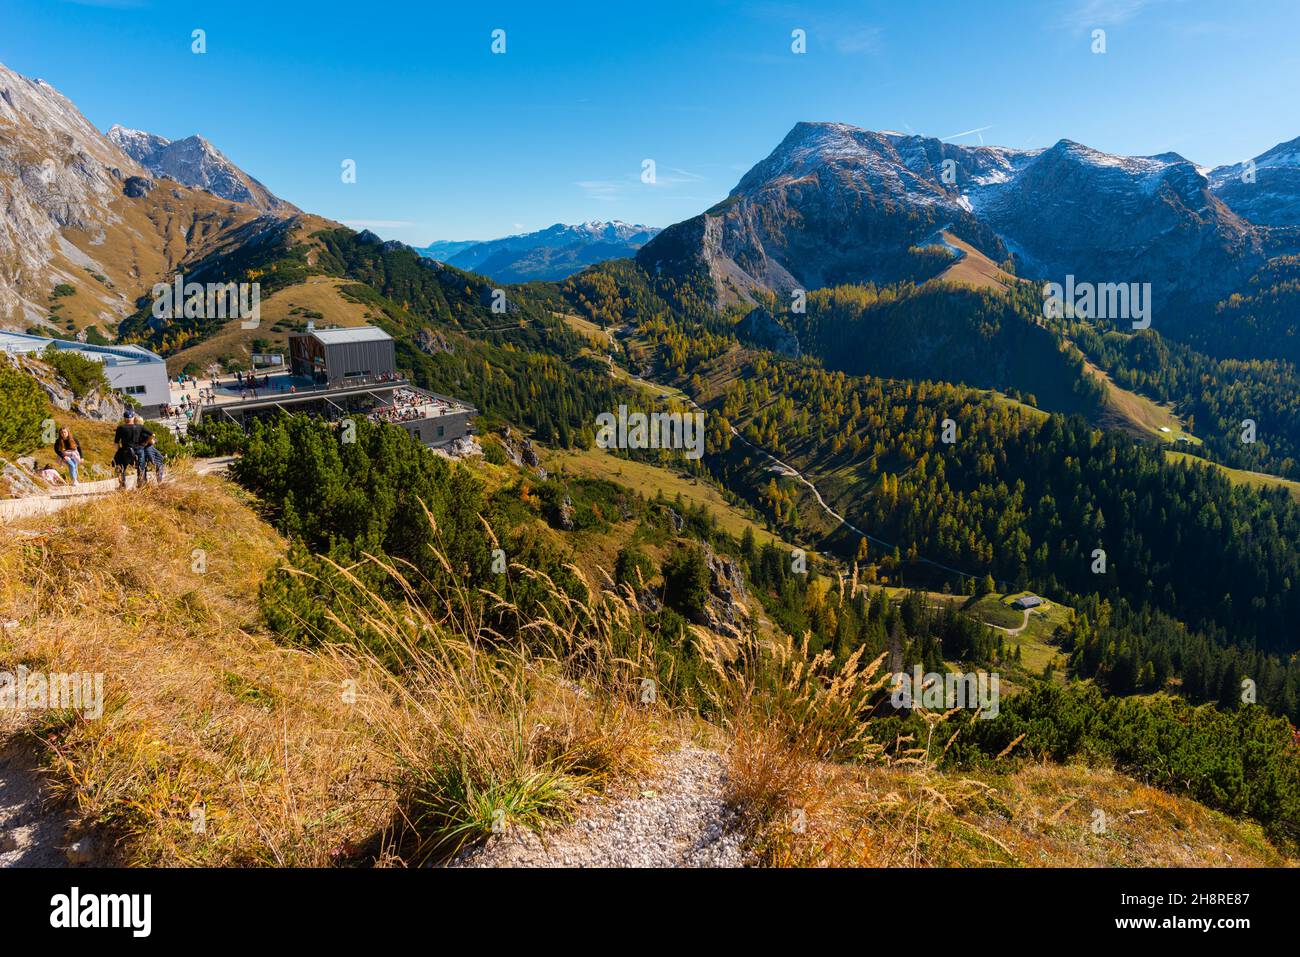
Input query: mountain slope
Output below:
<box><xmin>0</xmin><ymin>62</ymin><xmax>290</xmax><ymax>335</ymax></box>
<box><xmin>416</xmin><ymin>238</ymin><xmax>479</xmax><ymax>262</ymax></box>
<box><xmin>107</xmin><ymin>124</ymin><xmax>293</xmax><ymax>213</ymax></box>
<box><xmin>1209</xmin><ymin>135</ymin><xmax>1300</xmax><ymax>227</ymax></box>
<box><xmin>978</xmin><ymin>139</ymin><xmax>1262</xmax><ymax>307</ymax></box>
<box><xmin>638</xmin><ymin>123</ymin><xmax>1007</xmax><ymax>305</ymax></box>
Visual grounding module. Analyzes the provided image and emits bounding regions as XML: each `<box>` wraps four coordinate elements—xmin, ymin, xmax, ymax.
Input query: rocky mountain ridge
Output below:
<box><xmin>106</xmin><ymin>124</ymin><xmax>292</xmax><ymax>213</ymax></box>
<box><xmin>638</xmin><ymin>121</ymin><xmax>1300</xmax><ymax>312</ymax></box>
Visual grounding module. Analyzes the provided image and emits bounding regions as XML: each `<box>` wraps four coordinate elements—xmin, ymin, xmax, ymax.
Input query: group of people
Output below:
<box><xmin>370</xmin><ymin>387</ymin><xmax>437</xmax><ymax>424</ymax></box>
<box><xmin>112</xmin><ymin>410</ymin><xmax>165</xmax><ymax>488</ymax></box>
<box><xmin>235</xmin><ymin>370</ymin><xmax>275</xmax><ymax>391</ymax></box>
<box><xmin>32</xmin><ymin>410</ymin><xmax>164</xmax><ymax>490</ymax></box>
<box><xmin>162</xmin><ymin>393</ymin><xmax>209</xmax><ymax>420</ymax></box>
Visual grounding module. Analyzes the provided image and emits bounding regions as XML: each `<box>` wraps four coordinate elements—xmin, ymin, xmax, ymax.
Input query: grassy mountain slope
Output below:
<box><xmin>2</xmin><ymin>437</ymin><xmax>1295</xmax><ymax>867</ymax></box>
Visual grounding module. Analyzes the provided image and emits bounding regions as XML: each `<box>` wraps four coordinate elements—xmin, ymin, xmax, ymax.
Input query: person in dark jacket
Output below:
<box><xmin>112</xmin><ymin>410</ymin><xmax>152</xmax><ymax>489</ymax></box>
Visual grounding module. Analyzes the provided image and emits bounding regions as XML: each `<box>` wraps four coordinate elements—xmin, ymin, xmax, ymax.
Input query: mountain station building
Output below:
<box><xmin>197</xmin><ymin>325</ymin><xmax>475</xmax><ymax>449</ymax></box>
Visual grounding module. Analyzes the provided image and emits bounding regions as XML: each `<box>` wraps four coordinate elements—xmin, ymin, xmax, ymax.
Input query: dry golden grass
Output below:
<box><xmin>0</xmin><ymin>467</ymin><xmax>673</xmax><ymax>865</ymax></box>
<box><xmin>930</xmin><ymin>232</ymin><xmax>1019</xmax><ymax>293</ymax></box>
<box><xmin>0</xmin><ymin>466</ymin><xmax>400</xmax><ymax>864</ymax></box>
<box><xmin>290</xmin><ymin>549</ymin><xmax>674</xmax><ymax>864</ymax></box>
<box><xmin>725</xmin><ymin>701</ymin><xmax>1295</xmax><ymax>868</ymax></box>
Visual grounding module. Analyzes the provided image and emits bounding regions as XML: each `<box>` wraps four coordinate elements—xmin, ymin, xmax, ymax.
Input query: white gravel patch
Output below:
<box><xmin>452</xmin><ymin>746</ymin><xmax>749</xmax><ymax>868</ymax></box>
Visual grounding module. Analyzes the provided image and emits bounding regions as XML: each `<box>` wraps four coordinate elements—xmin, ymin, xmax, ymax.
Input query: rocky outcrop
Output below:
<box><xmin>660</xmin><ymin>505</ymin><xmax>685</xmax><ymax>533</ymax></box>
<box><xmin>2</xmin><ymin>459</ymin><xmax>44</xmax><ymax>498</ymax></box>
<box><xmin>5</xmin><ymin>353</ymin><xmax>124</xmax><ymax>422</ymax></box>
<box><xmin>736</xmin><ymin>308</ymin><xmax>801</xmax><ymax>359</ymax></box>
<box><xmin>122</xmin><ymin>175</ymin><xmax>154</xmax><ymax>198</ymax></box>
<box><xmin>557</xmin><ymin>494</ymin><xmax>576</xmax><ymax>531</ymax></box>
<box><xmin>702</xmin><ymin>545</ymin><xmax>751</xmax><ymax>634</ymax></box>
<box><xmin>498</xmin><ymin>427</ymin><xmax>545</xmax><ymax>477</ymax></box>
<box><xmin>415</xmin><ymin>327</ymin><xmax>455</xmax><ymax>356</ymax></box>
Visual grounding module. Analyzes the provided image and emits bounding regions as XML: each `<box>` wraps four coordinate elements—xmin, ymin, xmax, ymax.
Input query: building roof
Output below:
<box><xmin>301</xmin><ymin>326</ymin><xmax>393</xmax><ymax>346</ymax></box>
<box><xmin>0</xmin><ymin>330</ymin><xmax>164</xmax><ymax>367</ymax></box>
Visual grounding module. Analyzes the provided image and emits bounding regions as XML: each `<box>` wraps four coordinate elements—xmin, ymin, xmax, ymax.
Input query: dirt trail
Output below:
<box><xmin>452</xmin><ymin>747</ymin><xmax>747</xmax><ymax>868</ymax></box>
<box><xmin>993</xmin><ymin>608</ymin><xmax>1032</xmax><ymax>636</ymax></box>
<box><xmin>0</xmin><ymin>718</ymin><xmax>70</xmax><ymax>867</ymax></box>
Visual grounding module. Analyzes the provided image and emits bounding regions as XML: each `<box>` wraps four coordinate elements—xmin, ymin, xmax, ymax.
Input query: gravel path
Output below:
<box><xmin>0</xmin><ymin>723</ymin><xmax>70</xmax><ymax>867</ymax></box>
<box><xmin>452</xmin><ymin>746</ymin><xmax>748</xmax><ymax>868</ymax></box>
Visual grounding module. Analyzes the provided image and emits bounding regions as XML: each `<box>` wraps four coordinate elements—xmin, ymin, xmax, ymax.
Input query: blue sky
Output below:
<box><xmin>4</xmin><ymin>0</ymin><xmax>1298</xmax><ymax>244</ymax></box>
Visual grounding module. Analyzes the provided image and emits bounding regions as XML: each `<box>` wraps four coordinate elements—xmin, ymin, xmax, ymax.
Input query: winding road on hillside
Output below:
<box><xmin>989</xmin><ymin>608</ymin><xmax>1032</xmax><ymax>636</ymax></box>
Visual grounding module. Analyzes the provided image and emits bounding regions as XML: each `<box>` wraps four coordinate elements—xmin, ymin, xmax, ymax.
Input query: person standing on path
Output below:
<box><xmin>142</xmin><ymin>433</ymin><xmax>166</xmax><ymax>484</ymax></box>
<box><xmin>112</xmin><ymin>410</ymin><xmax>152</xmax><ymax>489</ymax></box>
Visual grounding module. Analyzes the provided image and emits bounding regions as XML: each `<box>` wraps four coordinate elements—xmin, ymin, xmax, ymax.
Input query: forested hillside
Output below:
<box><xmin>557</xmin><ymin>258</ymin><xmax>1300</xmax><ymax>722</ymax></box>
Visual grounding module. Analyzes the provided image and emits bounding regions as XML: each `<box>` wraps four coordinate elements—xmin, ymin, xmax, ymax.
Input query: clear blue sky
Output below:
<box><xmin>4</xmin><ymin>0</ymin><xmax>1298</xmax><ymax>245</ymax></box>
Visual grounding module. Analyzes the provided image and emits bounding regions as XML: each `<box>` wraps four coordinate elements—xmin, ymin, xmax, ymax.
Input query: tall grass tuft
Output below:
<box><xmin>288</xmin><ymin>547</ymin><xmax>670</xmax><ymax>863</ymax></box>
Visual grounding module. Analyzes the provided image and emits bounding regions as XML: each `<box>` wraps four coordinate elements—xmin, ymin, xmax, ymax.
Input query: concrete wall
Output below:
<box><xmin>399</xmin><ymin>410</ymin><xmax>473</xmax><ymax>447</ymax></box>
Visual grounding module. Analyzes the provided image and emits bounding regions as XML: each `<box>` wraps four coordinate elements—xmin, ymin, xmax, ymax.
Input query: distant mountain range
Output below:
<box><xmin>106</xmin><ymin>124</ymin><xmax>292</xmax><ymax>213</ymax></box>
<box><xmin>415</xmin><ymin>221</ymin><xmax>661</xmax><ymax>282</ymax></box>
<box><xmin>4</xmin><ymin>53</ymin><xmax>1299</xmax><ymax>368</ymax></box>
<box><xmin>638</xmin><ymin>122</ymin><xmax>1300</xmax><ymax>311</ymax></box>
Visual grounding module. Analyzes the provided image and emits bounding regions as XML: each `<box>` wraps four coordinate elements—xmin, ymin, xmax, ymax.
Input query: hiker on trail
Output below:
<box><xmin>53</xmin><ymin>427</ymin><xmax>82</xmax><ymax>485</ymax></box>
<box><xmin>143</xmin><ymin>433</ymin><xmax>166</xmax><ymax>484</ymax></box>
<box><xmin>112</xmin><ymin>410</ymin><xmax>152</xmax><ymax>489</ymax></box>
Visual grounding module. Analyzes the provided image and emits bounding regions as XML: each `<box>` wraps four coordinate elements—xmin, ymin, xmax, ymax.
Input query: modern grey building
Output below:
<box><xmin>288</xmin><ymin>325</ymin><xmax>397</xmax><ymax>388</ymax></box>
<box><xmin>0</xmin><ymin>330</ymin><xmax>170</xmax><ymax>415</ymax></box>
